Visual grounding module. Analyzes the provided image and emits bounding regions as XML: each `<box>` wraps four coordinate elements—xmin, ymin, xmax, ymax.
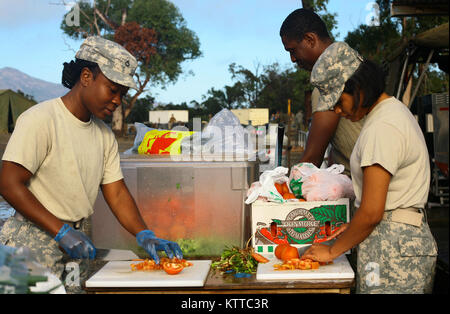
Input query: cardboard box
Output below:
<box><xmin>251</xmin><ymin>198</ymin><xmax>350</xmax><ymax>254</ymax></box>
<box><xmin>231</xmin><ymin>108</ymin><xmax>269</xmax><ymax>126</ymax></box>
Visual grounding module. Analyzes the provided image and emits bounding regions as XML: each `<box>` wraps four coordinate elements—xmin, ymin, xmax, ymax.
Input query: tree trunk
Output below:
<box><xmin>301</xmin><ymin>0</ymin><xmax>314</xmax><ymax>10</ymax></box>
<box><xmin>112</xmin><ymin>105</ymin><xmax>124</xmax><ymax>136</ymax></box>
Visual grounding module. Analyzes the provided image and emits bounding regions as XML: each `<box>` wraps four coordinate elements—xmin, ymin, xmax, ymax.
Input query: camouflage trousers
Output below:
<box><xmin>0</xmin><ymin>214</ymin><xmax>92</xmax><ymax>294</ymax></box>
<box><xmin>356</xmin><ymin>210</ymin><xmax>437</xmax><ymax>294</ymax></box>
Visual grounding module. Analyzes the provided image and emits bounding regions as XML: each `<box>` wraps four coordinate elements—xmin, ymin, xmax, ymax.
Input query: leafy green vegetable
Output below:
<box><xmin>211</xmin><ymin>246</ymin><xmax>258</xmax><ymax>275</ymax></box>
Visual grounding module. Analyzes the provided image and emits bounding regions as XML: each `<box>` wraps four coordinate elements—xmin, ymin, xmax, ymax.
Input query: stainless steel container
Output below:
<box><xmin>91</xmin><ymin>154</ymin><xmax>258</xmax><ymax>257</ymax></box>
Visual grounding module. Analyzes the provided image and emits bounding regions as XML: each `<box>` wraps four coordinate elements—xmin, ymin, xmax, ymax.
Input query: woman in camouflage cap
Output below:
<box><xmin>303</xmin><ymin>59</ymin><xmax>437</xmax><ymax>294</ymax></box>
<box><xmin>0</xmin><ymin>37</ymin><xmax>183</xmax><ymax>292</ymax></box>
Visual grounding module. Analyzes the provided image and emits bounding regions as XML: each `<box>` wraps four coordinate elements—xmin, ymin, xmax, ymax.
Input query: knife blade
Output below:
<box><xmin>95</xmin><ymin>248</ymin><xmax>140</xmax><ymax>261</ymax></box>
<box><xmin>297</xmin><ymin>245</ymin><xmax>312</xmax><ymax>257</ymax></box>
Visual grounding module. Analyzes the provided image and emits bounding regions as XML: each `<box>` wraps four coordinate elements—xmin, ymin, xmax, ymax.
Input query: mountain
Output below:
<box><xmin>0</xmin><ymin>67</ymin><xmax>69</xmax><ymax>102</ymax></box>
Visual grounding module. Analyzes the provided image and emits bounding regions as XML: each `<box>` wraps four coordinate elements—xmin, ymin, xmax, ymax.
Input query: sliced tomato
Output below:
<box><xmin>178</xmin><ymin>259</ymin><xmax>194</xmax><ymax>267</ymax></box>
<box><xmin>311</xmin><ymin>262</ymin><xmax>320</xmax><ymax>269</ymax></box>
<box><xmin>163</xmin><ymin>262</ymin><xmax>184</xmax><ymax>275</ymax></box>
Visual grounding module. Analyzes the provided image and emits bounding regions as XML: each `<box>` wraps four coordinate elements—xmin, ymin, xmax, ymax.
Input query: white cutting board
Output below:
<box><xmin>85</xmin><ymin>260</ymin><xmax>211</xmax><ymax>288</ymax></box>
<box><xmin>256</xmin><ymin>254</ymin><xmax>354</xmax><ymax>281</ymax></box>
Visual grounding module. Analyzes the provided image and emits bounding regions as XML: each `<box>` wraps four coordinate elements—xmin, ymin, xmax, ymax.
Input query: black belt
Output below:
<box><xmin>14</xmin><ymin>212</ymin><xmax>85</xmax><ymax>230</ymax></box>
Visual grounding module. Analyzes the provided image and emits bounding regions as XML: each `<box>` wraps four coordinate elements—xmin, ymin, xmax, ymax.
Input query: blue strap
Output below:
<box><xmin>54</xmin><ymin>224</ymin><xmax>71</xmax><ymax>242</ymax></box>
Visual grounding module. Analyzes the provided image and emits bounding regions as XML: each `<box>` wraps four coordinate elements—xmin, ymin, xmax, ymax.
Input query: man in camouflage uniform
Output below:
<box><xmin>0</xmin><ymin>36</ymin><xmax>183</xmax><ymax>293</ymax></box>
<box><xmin>280</xmin><ymin>9</ymin><xmax>365</xmax><ymax>177</ymax></box>
<box><xmin>280</xmin><ymin>9</ymin><xmax>365</xmax><ymax>276</ymax></box>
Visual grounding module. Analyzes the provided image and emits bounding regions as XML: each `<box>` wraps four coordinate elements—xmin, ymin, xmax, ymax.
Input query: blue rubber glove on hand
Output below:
<box><xmin>136</xmin><ymin>230</ymin><xmax>183</xmax><ymax>264</ymax></box>
<box><xmin>54</xmin><ymin>224</ymin><xmax>96</xmax><ymax>259</ymax></box>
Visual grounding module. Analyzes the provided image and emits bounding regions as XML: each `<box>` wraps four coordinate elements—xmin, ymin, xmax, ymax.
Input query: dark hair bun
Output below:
<box><xmin>62</xmin><ymin>60</ymin><xmax>78</xmax><ymax>89</ymax></box>
<box><xmin>61</xmin><ymin>58</ymin><xmax>99</xmax><ymax>89</ymax></box>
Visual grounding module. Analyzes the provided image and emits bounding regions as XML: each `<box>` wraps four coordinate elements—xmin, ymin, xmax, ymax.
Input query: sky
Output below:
<box><xmin>0</xmin><ymin>0</ymin><xmax>376</xmax><ymax>105</ymax></box>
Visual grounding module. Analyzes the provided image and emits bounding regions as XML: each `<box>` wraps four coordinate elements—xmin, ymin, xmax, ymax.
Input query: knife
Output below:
<box><xmin>297</xmin><ymin>245</ymin><xmax>312</xmax><ymax>258</ymax></box>
<box><xmin>95</xmin><ymin>248</ymin><xmax>140</xmax><ymax>261</ymax></box>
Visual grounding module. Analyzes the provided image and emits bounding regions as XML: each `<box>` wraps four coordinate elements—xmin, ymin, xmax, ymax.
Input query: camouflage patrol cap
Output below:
<box><xmin>310</xmin><ymin>42</ymin><xmax>364</xmax><ymax>111</ymax></box>
<box><xmin>75</xmin><ymin>36</ymin><xmax>138</xmax><ymax>90</ymax></box>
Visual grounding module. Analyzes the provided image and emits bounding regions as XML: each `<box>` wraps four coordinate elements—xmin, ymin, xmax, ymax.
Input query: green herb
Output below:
<box><xmin>211</xmin><ymin>246</ymin><xmax>258</xmax><ymax>275</ymax></box>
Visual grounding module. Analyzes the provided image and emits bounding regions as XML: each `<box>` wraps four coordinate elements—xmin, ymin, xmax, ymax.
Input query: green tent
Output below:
<box><xmin>0</xmin><ymin>89</ymin><xmax>36</xmax><ymax>133</ymax></box>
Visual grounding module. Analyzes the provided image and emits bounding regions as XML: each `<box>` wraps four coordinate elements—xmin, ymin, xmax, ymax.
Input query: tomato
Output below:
<box><xmin>176</xmin><ymin>259</ymin><xmax>193</xmax><ymax>267</ymax></box>
<box><xmin>281</xmin><ymin>246</ymin><xmax>299</xmax><ymax>261</ymax></box>
<box><xmin>252</xmin><ymin>252</ymin><xmax>269</xmax><ymax>263</ymax></box>
<box><xmin>275</xmin><ymin>243</ymin><xmax>290</xmax><ymax>260</ymax></box>
<box><xmin>163</xmin><ymin>262</ymin><xmax>184</xmax><ymax>275</ymax></box>
<box><xmin>311</xmin><ymin>261</ymin><xmax>320</xmax><ymax>269</ymax></box>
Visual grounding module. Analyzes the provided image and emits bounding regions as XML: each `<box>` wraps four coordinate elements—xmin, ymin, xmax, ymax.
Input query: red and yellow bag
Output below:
<box><xmin>138</xmin><ymin>130</ymin><xmax>194</xmax><ymax>155</ymax></box>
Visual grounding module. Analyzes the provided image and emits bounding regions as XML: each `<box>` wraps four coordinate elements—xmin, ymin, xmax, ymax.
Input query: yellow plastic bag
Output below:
<box><xmin>137</xmin><ymin>129</ymin><xmax>194</xmax><ymax>155</ymax></box>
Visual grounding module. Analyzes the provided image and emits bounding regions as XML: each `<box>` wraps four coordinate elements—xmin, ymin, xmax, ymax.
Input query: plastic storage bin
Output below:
<box><xmin>91</xmin><ymin>154</ymin><xmax>258</xmax><ymax>258</ymax></box>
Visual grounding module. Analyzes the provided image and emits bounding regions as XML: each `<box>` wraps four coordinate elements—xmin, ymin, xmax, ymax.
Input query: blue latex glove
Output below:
<box><xmin>54</xmin><ymin>224</ymin><xmax>96</xmax><ymax>259</ymax></box>
<box><xmin>136</xmin><ymin>230</ymin><xmax>183</xmax><ymax>264</ymax></box>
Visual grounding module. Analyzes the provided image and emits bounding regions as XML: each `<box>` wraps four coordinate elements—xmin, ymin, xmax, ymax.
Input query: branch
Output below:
<box><xmin>121</xmin><ymin>8</ymin><xmax>127</xmax><ymax>26</ymax></box>
<box><xmin>77</xmin><ymin>3</ymin><xmax>94</xmax><ymax>25</ymax></box>
<box><xmin>94</xmin><ymin>7</ymin><xmax>118</xmax><ymax>30</ymax></box>
<box><xmin>105</xmin><ymin>0</ymin><xmax>111</xmax><ymax>16</ymax></box>
<box><xmin>135</xmin><ymin>73</ymin><xmax>145</xmax><ymax>91</ymax></box>
<box><xmin>124</xmin><ymin>73</ymin><xmax>151</xmax><ymax>119</ymax></box>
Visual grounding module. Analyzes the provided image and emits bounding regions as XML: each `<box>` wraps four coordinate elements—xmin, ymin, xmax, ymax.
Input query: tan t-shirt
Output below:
<box><xmin>2</xmin><ymin>98</ymin><xmax>123</xmax><ymax>221</ymax></box>
<box><xmin>311</xmin><ymin>88</ymin><xmax>364</xmax><ymax>176</ymax></box>
<box><xmin>350</xmin><ymin>97</ymin><xmax>430</xmax><ymax>210</ymax></box>
<box><xmin>329</xmin><ymin>116</ymin><xmax>365</xmax><ymax>176</ymax></box>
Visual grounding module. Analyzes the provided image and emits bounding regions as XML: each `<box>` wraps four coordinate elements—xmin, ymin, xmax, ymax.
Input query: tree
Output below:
<box><xmin>344</xmin><ymin>0</ymin><xmax>448</xmax><ymax>99</ymax></box>
<box><xmin>60</xmin><ymin>0</ymin><xmax>201</xmax><ymax>134</ymax></box>
<box><xmin>113</xmin><ymin>21</ymin><xmax>158</xmax><ymax>126</ymax></box>
<box><xmin>126</xmin><ymin>94</ymin><xmax>154</xmax><ymax>123</ymax></box>
<box><xmin>16</xmin><ymin>90</ymin><xmax>37</xmax><ymax>103</ymax></box>
<box><xmin>197</xmin><ymin>62</ymin><xmax>312</xmax><ymax>117</ymax></box>
<box><xmin>344</xmin><ymin>0</ymin><xmax>401</xmax><ymax>63</ymax></box>
<box><xmin>200</xmin><ymin>84</ymin><xmax>245</xmax><ymax>112</ymax></box>
<box><xmin>258</xmin><ymin>63</ymin><xmax>311</xmax><ymax>114</ymax></box>
<box><xmin>228</xmin><ymin>62</ymin><xmax>264</xmax><ymax>108</ymax></box>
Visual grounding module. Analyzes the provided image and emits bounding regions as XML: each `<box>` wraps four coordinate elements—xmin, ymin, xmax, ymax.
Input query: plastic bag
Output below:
<box><xmin>294</xmin><ymin>163</ymin><xmax>354</xmax><ymax>202</ymax></box>
<box><xmin>245</xmin><ymin>167</ymin><xmax>296</xmax><ymax>204</ymax></box>
<box><xmin>137</xmin><ymin>129</ymin><xmax>194</xmax><ymax>155</ymax></box>
<box><xmin>288</xmin><ymin>162</ymin><xmax>329</xmax><ymax>198</ymax></box>
<box><xmin>123</xmin><ymin>122</ymin><xmax>155</xmax><ymax>155</ymax></box>
<box><xmin>201</xmin><ymin>109</ymin><xmax>254</xmax><ymax>157</ymax></box>
<box><xmin>124</xmin><ymin>122</ymin><xmax>194</xmax><ymax>155</ymax></box>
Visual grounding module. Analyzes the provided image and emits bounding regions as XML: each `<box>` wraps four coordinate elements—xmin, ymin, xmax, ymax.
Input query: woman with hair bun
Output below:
<box><xmin>302</xmin><ymin>59</ymin><xmax>437</xmax><ymax>294</ymax></box>
<box><xmin>0</xmin><ymin>37</ymin><xmax>183</xmax><ymax>292</ymax></box>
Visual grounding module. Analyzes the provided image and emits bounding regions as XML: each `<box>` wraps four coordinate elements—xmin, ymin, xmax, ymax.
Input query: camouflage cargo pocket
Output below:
<box><xmin>0</xmin><ymin>216</ymin><xmax>64</xmax><ymax>277</ymax></box>
<box><xmin>396</xmin><ymin>235</ymin><xmax>437</xmax><ymax>294</ymax></box>
<box><xmin>398</xmin><ymin>236</ymin><xmax>438</xmax><ymax>257</ymax></box>
<box><xmin>356</xmin><ymin>220</ymin><xmax>437</xmax><ymax>294</ymax></box>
